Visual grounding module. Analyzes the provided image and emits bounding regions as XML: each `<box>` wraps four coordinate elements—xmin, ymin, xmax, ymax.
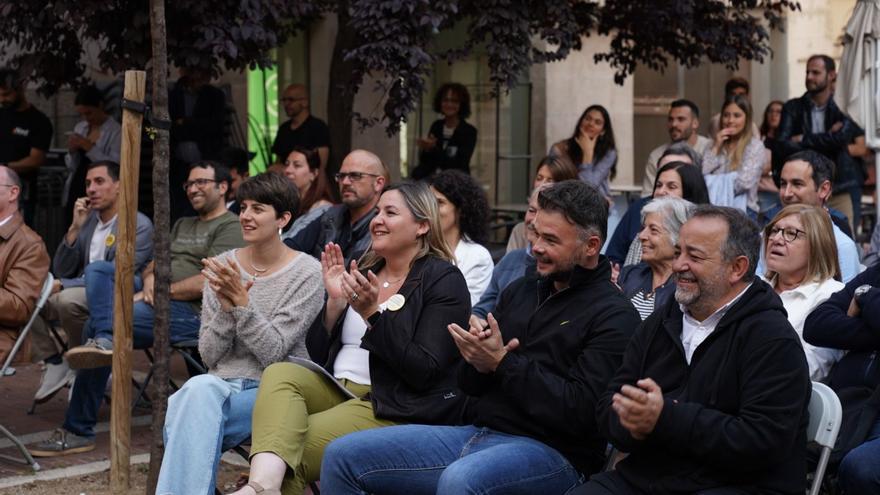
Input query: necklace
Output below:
<box><xmin>382</xmin><ymin>275</ymin><xmax>406</xmax><ymax>289</ymax></box>
<box><xmin>248</xmin><ymin>258</ymin><xmax>269</xmax><ymax>282</ymax></box>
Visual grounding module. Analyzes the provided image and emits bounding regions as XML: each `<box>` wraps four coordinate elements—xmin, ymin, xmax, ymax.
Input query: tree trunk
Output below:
<box><xmin>146</xmin><ymin>0</ymin><xmax>172</xmax><ymax>492</ymax></box>
<box><xmin>326</xmin><ymin>0</ymin><xmax>358</xmax><ymax>178</ymax></box>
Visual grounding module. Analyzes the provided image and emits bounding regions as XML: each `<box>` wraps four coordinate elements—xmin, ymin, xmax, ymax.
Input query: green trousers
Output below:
<box><xmin>249</xmin><ymin>362</ymin><xmax>398</xmax><ymax>495</ymax></box>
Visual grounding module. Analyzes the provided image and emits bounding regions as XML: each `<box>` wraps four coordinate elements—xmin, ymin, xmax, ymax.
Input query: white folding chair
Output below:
<box><xmin>0</xmin><ymin>273</ymin><xmax>54</xmax><ymax>376</ymax></box>
<box><xmin>0</xmin><ymin>272</ymin><xmax>53</xmax><ymax>471</ymax></box>
<box><xmin>807</xmin><ymin>381</ymin><xmax>843</xmax><ymax>495</ymax></box>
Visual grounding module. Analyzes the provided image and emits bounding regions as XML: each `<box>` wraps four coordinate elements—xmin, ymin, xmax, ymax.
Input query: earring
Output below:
<box><xmin>278</xmin><ymin>227</ymin><xmax>283</xmax><ymax>237</ymax></box>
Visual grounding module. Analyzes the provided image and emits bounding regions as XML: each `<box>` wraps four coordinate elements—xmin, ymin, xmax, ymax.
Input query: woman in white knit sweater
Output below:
<box><xmin>156</xmin><ymin>173</ymin><xmax>324</xmax><ymax>495</ymax></box>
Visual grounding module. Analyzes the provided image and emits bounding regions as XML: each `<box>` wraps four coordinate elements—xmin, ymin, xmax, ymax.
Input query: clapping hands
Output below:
<box><xmin>202</xmin><ymin>256</ymin><xmax>251</xmax><ymax>311</ymax></box>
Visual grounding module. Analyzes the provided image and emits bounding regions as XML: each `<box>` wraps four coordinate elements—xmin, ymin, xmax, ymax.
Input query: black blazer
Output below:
<box><xmin>413</xmin><ymin>119</ymin><xmax>478</xmax><ymax>179</ymax></box>
<box><xmin>306</xmin><ymin>255</ymin><xmax>471</xmax><ymax>425</ymax></box>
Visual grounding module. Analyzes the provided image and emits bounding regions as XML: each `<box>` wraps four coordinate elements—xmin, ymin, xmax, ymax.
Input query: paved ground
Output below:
<box><xmin>0</xmin><ymin>352</ymin><xmax>239</xmax><ymax>491</ymax></box>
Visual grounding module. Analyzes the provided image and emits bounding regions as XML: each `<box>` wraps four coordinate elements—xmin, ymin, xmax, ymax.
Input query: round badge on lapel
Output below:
<box><xmin>105</xmin><ymin>233</ymin><xmax>116</xmax><ymax>248</ymax></box>
<box><xmin>386</xmin><ymin>294</ymin><xmax>405</xmax><ymax>311</ymax></box>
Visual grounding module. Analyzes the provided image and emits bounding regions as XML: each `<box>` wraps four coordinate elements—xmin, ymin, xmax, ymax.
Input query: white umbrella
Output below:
<box><xmin>835</xmin><ymin>0</ymin><xmax>880</xmax><ymax>219</ymax></box>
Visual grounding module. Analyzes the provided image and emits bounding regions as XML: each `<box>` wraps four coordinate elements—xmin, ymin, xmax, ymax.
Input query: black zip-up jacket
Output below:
<box><xmin>599</xmin><ymin>279</ymin><xmax>811</xmax><ymax>494</ymax></box>
<box><xmin>306</xmin><ymin>255</ymin><xmax>471</xmax><ymax>425</ymax></box>
<box><xmin>460</xmin><ymin>258</ymin><xmax>640</xmax><ymax>475</ymax></box>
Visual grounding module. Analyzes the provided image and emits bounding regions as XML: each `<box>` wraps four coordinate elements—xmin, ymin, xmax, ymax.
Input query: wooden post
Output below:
<box><xmin>111</xmin><ymin>69</ymin><xmax>145</xmax><ymax>493</ymax></box>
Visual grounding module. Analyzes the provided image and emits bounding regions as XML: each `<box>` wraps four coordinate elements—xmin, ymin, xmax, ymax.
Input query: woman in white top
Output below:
<box><xmin>428</xmin><ymin>169</ymin><xmax>494</xmax><ymax>306</ymax></box>
<box><xmin>281</xmin><ymin>146</ymin><xmax>334</xmax><ymax>239</ymax></box>
<box><xmin>762</xmin><ymin>204</ymin><xmax>844</xmax><ymax>381</ymax></box>
<box><xmin>231</xmin><ymin>181</ymin><xmax>470</xmax><ymax>495</ymax></box>
<box><xmin>702</xmin><ymin>94</ymin><xmax>765</xmax><ymax>213</ymax></box>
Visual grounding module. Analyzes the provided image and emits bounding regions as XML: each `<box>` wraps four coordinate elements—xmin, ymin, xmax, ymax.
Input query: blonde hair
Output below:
<box><xmin>762</xmin><ymin>204</ymin><xmax>841</xmax><ymax>283</ymax></box>
<box><xmin>358</xmin><ymin>181</ymin><xmax>454</xmax><ymax>272</ymax></box>
<box><xmin>720</xmin><ymin>94</ymin><xmax>754</xmax><ymax>172</ymax></box>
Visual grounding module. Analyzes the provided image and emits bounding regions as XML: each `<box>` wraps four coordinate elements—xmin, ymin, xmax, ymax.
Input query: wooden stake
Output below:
<box><xmin>111</xmin><ymin>69</ymin><xmax>145</xmax><ymax>493</ymax></box>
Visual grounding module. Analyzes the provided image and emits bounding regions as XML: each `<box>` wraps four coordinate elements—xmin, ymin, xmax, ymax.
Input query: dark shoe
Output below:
<box><xmin>66</xmin><ymin>338</ymin><xmax>113</xmax><ymax>369</ymax></box>
<box><xmin>33</xmin><ymin>358</ymin><xmax>75</xmax><ymax>403</ymax></box>
<box><xmin>29</xmin><ymin>428</ymin><xmax>95</xmax><ymax>457</ymax></box>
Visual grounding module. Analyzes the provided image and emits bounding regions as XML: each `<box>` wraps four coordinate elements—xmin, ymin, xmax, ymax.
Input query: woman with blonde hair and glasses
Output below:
<box><xmin>762</xmin><ymin>204</ymin><xmax>844</xmax><ymax>381</ymax></box>
<box><xmin>230</xmin><ymin>181</ymin><xmax>471</xmax><ymax>495</ymax></box>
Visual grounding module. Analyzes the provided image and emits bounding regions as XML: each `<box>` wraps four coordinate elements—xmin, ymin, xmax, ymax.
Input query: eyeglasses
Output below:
<box><xmin>0</xmin><ymin>184</ymin><xmax>16</xmax><ymax>188</ymax></box>
<box><xmin>182</xmin><ymin>178</ymin><xmax>217</xmax><ymax>190</ymax></box>
<box><xmin>334</xmin><ymin>172</ymin><xmax>380</xmax><ymax>183</ymax></box>
<box><xmin>768</xmin><ymin>226</ymin><xmax>805</xmax><ymax>243</ymax></box>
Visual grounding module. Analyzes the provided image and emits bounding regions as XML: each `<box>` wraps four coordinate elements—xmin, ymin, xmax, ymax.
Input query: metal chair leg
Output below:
<box><xmin>0</xmin><ymin>423</ymin><xmax>40</xmax><ymax>471</ymax></box>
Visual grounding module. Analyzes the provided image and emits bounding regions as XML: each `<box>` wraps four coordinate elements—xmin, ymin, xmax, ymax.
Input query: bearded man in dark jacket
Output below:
<box><xmin>578</xmin><ymin>205</ymin><xmax>811</xmax><ymax>495</ymax></box>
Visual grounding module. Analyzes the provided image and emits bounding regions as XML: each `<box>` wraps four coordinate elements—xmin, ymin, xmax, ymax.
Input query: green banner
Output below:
<box><xmin>247</xmin><ymin>63</ymin><xmax>279</xmax><ymax>174</ymax></box>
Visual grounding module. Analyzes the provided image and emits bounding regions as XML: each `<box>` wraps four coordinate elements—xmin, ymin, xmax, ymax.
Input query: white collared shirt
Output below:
<box><xmin>0</xmin><ymin>214</ymin><xmax>12</xmax><ymax>228</ymax></box>
<box><xmin>762</xmin><ymin>275</ymin><xmax>845</xmax><ymax>381</ymax></box>
<box><xmin>680</xmin><ymin>283</ymin><xmax>752</xmax><ymax>364</ymax></box>
<box><xmin>88</xmin><ymin>214</ymin><xmax>118</xmax><ymax>263</ymax></box>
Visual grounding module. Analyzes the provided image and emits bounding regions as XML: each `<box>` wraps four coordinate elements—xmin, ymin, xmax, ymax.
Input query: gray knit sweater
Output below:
<box><xmin>198</xmin><ymin>249</ymin><xmax>324</xmax><ymax>381</ymax></box>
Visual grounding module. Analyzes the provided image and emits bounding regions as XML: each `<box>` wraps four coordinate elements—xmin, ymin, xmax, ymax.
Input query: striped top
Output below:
<box><xmin>630</xmin><ymin>290</ymin><xmax>656</xmax><ymax>321</ymax></box>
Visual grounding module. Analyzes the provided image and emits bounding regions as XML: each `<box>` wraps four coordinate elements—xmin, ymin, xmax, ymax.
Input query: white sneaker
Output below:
<box><xmin>34</xmin><ymin>359</ymin><xmax>75</xmax><ymax>403</ymax></box>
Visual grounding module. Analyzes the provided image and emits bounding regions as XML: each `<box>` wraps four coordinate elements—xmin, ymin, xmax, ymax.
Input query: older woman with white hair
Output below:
<box><xmin>618</xmin><ymin>196</ymin><xmax>695</xmax><ymax>320</ymax></box>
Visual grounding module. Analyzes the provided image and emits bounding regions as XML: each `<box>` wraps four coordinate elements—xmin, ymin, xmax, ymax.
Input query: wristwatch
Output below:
<box><xmin>854</xmin><ymin>284</ymin><xmax>873</xmax><ymax>307</ymax></box>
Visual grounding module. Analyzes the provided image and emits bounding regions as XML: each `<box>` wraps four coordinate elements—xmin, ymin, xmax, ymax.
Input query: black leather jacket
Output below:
<box><xmin>776</xmin><ymin>92</ymin><xmax>863</xmax><ymax>191</ymax></box>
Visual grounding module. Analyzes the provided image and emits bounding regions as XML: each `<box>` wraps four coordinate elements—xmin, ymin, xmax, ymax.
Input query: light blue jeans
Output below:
<box><xmin>155</xmin><ymin>374</ymin><xmax>259</xmax><ymax>495</ymax></box>
<box><xmin>321</xmin><ymin>424</ymin><xmax>584</xmax><ymax>494</ymax></box>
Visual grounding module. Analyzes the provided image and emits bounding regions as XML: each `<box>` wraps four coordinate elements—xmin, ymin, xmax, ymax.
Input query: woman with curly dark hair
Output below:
<box><xmin>549</xmin><ymin>104</ymin><xmax>617</xmax><ymax>200</ymax></box>
<box><xmin>428</xmin><ymin>170</ymin><xmax>493</xmax><ymax>306</ymax></box>
<box><xmin>412</xmin><ymin>83</ymin><xmax>478</xmax><ymax>180</ymax></box>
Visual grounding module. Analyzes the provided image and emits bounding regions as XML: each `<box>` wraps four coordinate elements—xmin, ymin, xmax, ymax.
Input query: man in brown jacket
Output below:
<box><xmin>0</xmin><ymin>165</ymin><xmax>49</xmax><ymax>364</ymax></box>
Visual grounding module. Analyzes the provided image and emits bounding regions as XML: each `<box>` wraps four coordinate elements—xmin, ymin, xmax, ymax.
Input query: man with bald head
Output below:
<box><xmin>0</xmin><ymin>165</ymin><xmax>49</xmax><ymax>363</ymax></box>
<box><xmin>285</xmin><ymin>149</ymin><xmax>388</xmax><ymax>263</ymax></box>
<box><xmin>271</xmin><ymin>84</ymin><xmax>330</xmax><ymax>170</ymax></box>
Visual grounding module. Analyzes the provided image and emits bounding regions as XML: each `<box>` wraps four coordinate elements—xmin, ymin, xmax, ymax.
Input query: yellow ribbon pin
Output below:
<box><xmin>105</xmin><ymin>233</ymin><xmax>116</xmax><ymax>248</ymax></box>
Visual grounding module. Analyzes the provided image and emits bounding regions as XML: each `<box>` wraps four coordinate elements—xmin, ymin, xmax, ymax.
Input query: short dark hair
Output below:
<box><xmin>654</xmin><ymin>161</ymin><xmax>711</xmax><ymax>205</ymax></box>
<box><xmin>807</xmin><ymin>54</ymin><xmax>836</xmax><ymax>73</ymax></box>
<box><xmin>74</xmin><ymin>85</ymin><xmax>104</xmax><ymax>108</ymax></box>
<box><xmin>433</xmin><ymin>83</ymin><xmax>471</xmax><ymax>120</ymax></box>
<box><xmin>783</xmin><ymin>150</ymin><xmax>835</xmax><ymax>189</ymax></box>
<box><xmin>670</xmin><ymin>99</ymin><xmax>700</xmax><ymax>119</ymax></box>
<box><xmin>724</xmin><ymin>77</ymin><xmax>750</xmax><ymax>96</ymax></box>
<box><xmin>427</xmin><ymin>169</ymin><xmax>490</xmax><ymax>244</ymax></box>
<box><xmin>691</xmin><ymin>205</ymin><xmax>761</xmax><ymax>281</ymax></box>
<box><xmin>189</xmin><ymin>160</ymin><xmax>232</xmax><ymax>189</ymax></box>
<box><xmin>237</xmin><ymin>172</ymin><xmax>299</xmax><ymax>219</ymax></box>
<box><xmin>660</xmin><ymin>142</ymin><xmax>703</xmax><ymax>169</ymax></box>
<box><xmin>219</xmin><ymin>147</ymin><xmax>251</xmax><ymax>177</ymax></box>
<box><xmin>0</xmin><ymin>69</ymin><xmax>22</xmax><ymax>91</ymax></box>
<box><xmin>87</xmin><ymin>160</ymin><xmax>120</xmax><ymax>181</ymax></box>
<box><xmin>538</xmin><ymin>180</ymin><xmax>608</xmax><ymax>241</ymax></box>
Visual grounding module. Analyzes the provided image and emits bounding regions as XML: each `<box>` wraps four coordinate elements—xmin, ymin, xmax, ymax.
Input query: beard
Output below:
<box><xmin>674</xmin><ymin>269</ymin><xmax>726</xmax><ymax>315</ymax></box>
<box><xmin>806</xmin><ymin>78</ymin><xmax>828</xmax><ymax>95</ymax></box>
<box><xmin>535</xmin><ymin>251</ymin><xmax>581</xmax><ymax>285</ymax></box>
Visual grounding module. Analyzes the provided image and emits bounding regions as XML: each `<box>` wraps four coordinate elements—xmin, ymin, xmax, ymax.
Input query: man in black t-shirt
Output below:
<box><xmin>271</xmin><ymin>84</ymin><xmax>330</xmax><ymax>171</ymax></box>
<box><xmin>0</xmin><ymin>69</ymin><xmax>53</xmax><ymax>224</ymax></box>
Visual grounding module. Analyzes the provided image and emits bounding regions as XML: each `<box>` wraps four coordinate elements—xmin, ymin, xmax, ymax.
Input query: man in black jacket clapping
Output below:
<box><xmin>318</xmin><ymin>180</ymin><xmax>640</xmax><ymax>494</ymax></box>
<box><xmin>578</xmin><ymin>206</ymin><xmax>811</xmax><ymax>494</ymax></box>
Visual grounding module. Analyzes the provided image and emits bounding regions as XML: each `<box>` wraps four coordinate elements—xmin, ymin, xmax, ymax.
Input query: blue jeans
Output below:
<box><xmin>321</xmin><ymin>424</ymin><xmax>583</xmax><ymax>495</ymax></box>
<box><xmin>838</xmin><ymin>416</ymin><xmax>880</xmax><ymax>494</ymax></box>
<box><xmin>82</xmin><ymin>261</ymin><xmax>142</xmax><ymax>343</ymax></box>
<box><xmin>156</xmin><ymin>375</ymin><xmax>259</xmax><ymax>495</ymax></box>
<box><xmin>63</xmin><ymin>299</ymin><xmax>201</xmax><ymax>438</ymax></box>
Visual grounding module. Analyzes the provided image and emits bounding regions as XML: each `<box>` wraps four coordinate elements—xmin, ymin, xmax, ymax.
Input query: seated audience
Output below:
<box><xmin>702</xmin><ymin>95</ymin><xmax>765</xmax><ymax>213</ymax></box>
<box><xmin>761</xmin><ymin>204</ymin><xmax>843</xmax><ymax>381</ymax></box>
<box><xmin>280</xmin><ymin>146</ymin><xmax>334</xmax><ymax>240</ymax></box>
<box><xmin>29</xmin><ymin>161</ymin><xmax>153</xmax><ymax>404</ymax></box>
<box><xmin>758</xmin><ymin>100</ymin><xmax>784</xmax><ymax>212</ymax></box>
<box><xmin>286</xmin><ymin>149</ymin><xmax>387</xmax><ymax>265</ymax></box>
<box><xmin>0</xmin><ymin>165</ymin><xmax>50</xmax><ymax>363</ymax></box>
<box><xmin>229</xmin><ymin>181</ymin><xmax>470</xmax><ymax>495</ymax></box>
<box><xmin>804</xmin><ymin>264</ymin><xmax>880</xmax><ymax>494</ymax></box>
<box><xmin>641</xmin><ymin>99</ymin><xmax>711</xmax><ymax>196</ymax></box>
<box><xmin>428</xmin><ymin>170</ymin><xmax>493</xmax><ymax>306</ymax></box>
<box><xmin>606</xmin><ymin>143</ymin><xmax>708</xmax><ymax>267</ymax></box>
<box><xmin>756</xmin><ymin>150</ymin><xmax>860</xmax><ymax>282</ymax></box>
<box><xmin>320</xmin><ymin>180</ymin><xmax>640</xmax><ymax>494</ymax></box>
<box><xmin>506</xmin><ymin>155</ymin><xmax>577</xmax><ymax>252</ymax></box>
<box><xmin>549</xmin><ymin>105</ymin><xmax>617</xmax><ymax>200</ymax></box>
<box><xmin>580</xmin><ymin>206</ymin><xmax>811</xmax><ymax>494</ymax></box>
<box><xmin>156</xmin><ymin>173</ymin><xmax>324</xmax><ymax>494</ymax></box>
<box><xmin>29</xmin><ymin>161</ymin><xmax>244</xmax><ymax>457</ymax></box>
<box><xmin>707</xmin><ymin>77</ymin><xmax>761</xmax><ymax>140</ymax></box>
<box><xmin>412</xmin><ymin>83</ymin><xmax>477</xmax><ymax>179</ymax></box>
<box><xmin>219</xmin><ymin>146</ymin><xmax>251</xmax><ymax>215</ymax></box>
<box><xmin>472</xmin><ymin>185</ymin><xmax>541</xmax><ymax>321</ymax></box>
<box><xmin>618</xmin><ymin>197</ymin><xmax>693</xmax><ymax>320</ymax></box>
<box><xmin>63</xmin><ymin>85</ymin><xmax>121</xmax><ymax>221</ymax></box>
